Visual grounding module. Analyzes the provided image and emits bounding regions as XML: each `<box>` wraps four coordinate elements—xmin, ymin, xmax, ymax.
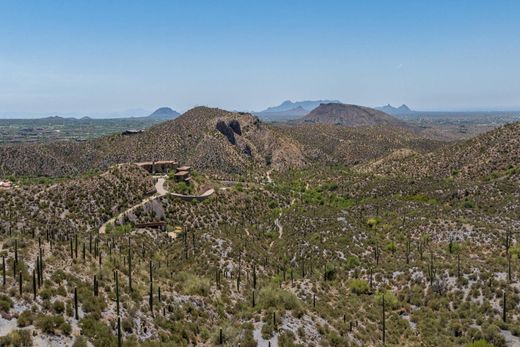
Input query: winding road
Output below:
<box><xmin>98</xmin><ymin>177</ymin><xmax>215</xmax><ymax>234</ymax></box>
<box><xmin>99</xmin><ymin>177</ymin><xmax>167</xmax><ymax>234</ymax></box>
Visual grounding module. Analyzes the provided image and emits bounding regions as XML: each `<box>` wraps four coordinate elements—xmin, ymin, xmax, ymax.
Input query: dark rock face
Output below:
<box><xmin>242</xmin><ymin>144</ymin><xmax>252</xmax><ymax>156</ymax></box>
<box><xmin>228</xmin><ymin>120</ymin><xmax>242</xmax><ymax>135</ymax></box>
<box><xmin>216</xmin><ymin>121</ymin><xmax>236</xmax><ymax>145</ymax></box>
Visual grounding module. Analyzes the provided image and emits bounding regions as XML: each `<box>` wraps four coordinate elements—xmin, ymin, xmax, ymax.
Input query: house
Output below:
<box><xmin>135</xmin><ymin>221</ymin><xmax>166</xmax><ymax>231</ymax></box>
<box><xmin>176</xmin><ymin>166</ymin><xmax>191</xmax><ymax>173</ymax></box>
<box><xmin>174</xmin><ymin>170</ymin><xmax>190</xmax><ymax>182</ymax></box>
<box><xmin>122</xmin><ymin>129</ymin><xmax>144</xmax><ymax>135</ymax></box>
<box><xmin>0</xmin><ymin>180</ymin><xmax>13</xmax><ymax>189</ymax></box>
<box><xmin>137</xmin><ymin>160</ymin><xmax>178</xmax><ymax>174</ymax></box>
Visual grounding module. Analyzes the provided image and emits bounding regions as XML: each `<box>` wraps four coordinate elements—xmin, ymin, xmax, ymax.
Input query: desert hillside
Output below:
<box><xmin>300</xmin><ymin>103</ymin><xmax>412</xmax><ymax>128</ymax></box>
<box><xmin>359</xmin><ymin>122</ymin><xmax>520</xmax><ymax>180</ymax></box>
<box><xmin>0</xmin><ymin>107</ymin><xmax>306</xmax><ymax>178</ymax></box>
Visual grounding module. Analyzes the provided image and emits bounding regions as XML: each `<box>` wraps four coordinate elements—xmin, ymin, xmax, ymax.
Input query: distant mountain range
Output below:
<box><xmin>375</xmin><ymin>104</ymin><xmax>414</xmax><ymax>115</ymax></box>
<box><xmin>254</xmin><ymin>106</ymin><xmax>309</xmax><ymax>121</ymax></box>
<box><xmin>261</xmin><ymin>100</ymin><xmax>342</xmax><ymax>113</ymax></box>
<box><xmin>255</xmin><ymin>100</ymin><xmax>341</xmax><ymax>121</ymax></box>
<box><xmin>0</xmin><ymin>107</ymin><xmax>179</xmax><ymax>120</ymax></box>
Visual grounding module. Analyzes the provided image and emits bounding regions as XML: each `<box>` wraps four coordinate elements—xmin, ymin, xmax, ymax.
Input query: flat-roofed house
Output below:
<box><xmin>0</xmin><ymin>180</ymin><xmax>13</xmax><ymax>189</ymax></box>
<box><xmin>174</xmin><ymin>170</ymin><xmax>190</xmax><ymax>182</ymax></box>
<box><xmin>176</xmin><ymin>166</ymin><xmax>191</xmax><ymax>173</ymax></box>
<box><xmin>137</xmin><ymin>160</ymin><xmax>178</xmax><ymax>174</ymax></box>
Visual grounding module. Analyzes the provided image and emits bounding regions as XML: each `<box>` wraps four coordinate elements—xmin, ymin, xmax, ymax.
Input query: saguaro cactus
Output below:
<box><xmin>32</xmin><ymin>269</ymin><xmax>37</xmax><ymax>300</ymax></box>
<box><xmin>93</xmin><ymin>275</ymin><xmax>98</xmax><ymax>296</ymax></box>
<box><xmin>14</xmin><ymin>239</ymin><xmax>18</xmax><ymax>264</ymax></box>
<box><xmin>149</xmin><ymin>260</ymin><xmax>154</xmax><ymax>315</ymax></box>
<box><xmin>117</xmin><ymin>316</ymin><xmax>122</xmax><ymax>347</ymax></box>
<box><xmin>128</xmin><ymin>237</ymin><xmax>133</xmax><ymax>292</ymax></box>
<box><xmin>503</xmin><ymin>290</ymin><xmax>507</xmax><ymax>322</ymax></box>
<box><xmin>2</xmin><ymin>256</ymin><xmax>5</xmax><ymax>286</ymax></box>
<box><xmin>116</xmin><ymin>271</ymin><xmax>120</xmax><ymax>317</ymax></box>
<box><xmin>382</xmin><ymin>294</ymin><xmax>386</xmax><ymax>345</ymax></box>
<box><xmin>74</xmin><ymin>287</ymin><xmax>79</xmax><ymax>319</ymax></box>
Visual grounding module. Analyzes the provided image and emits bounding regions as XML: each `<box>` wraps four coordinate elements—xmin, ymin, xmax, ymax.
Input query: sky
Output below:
<box><xmin>0</xmin><ymin>0</ymin><xmax>519</xmax><ymax>117</ymax></box>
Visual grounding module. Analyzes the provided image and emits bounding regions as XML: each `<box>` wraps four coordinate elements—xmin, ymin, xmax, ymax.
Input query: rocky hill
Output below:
<box><xmin>300</xmin><ymin>103</ymin><xmax>412</xmax><ymax>128</ymax></box>
<box><xmin>0</xmin><ymin>107</ymin><xmax>305</xmax><ymax>177</ymax></box>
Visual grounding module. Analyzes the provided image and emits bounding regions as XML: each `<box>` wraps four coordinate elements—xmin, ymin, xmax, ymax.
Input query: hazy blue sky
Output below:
<box><xmin>1</xmin><ymin>0</ymin><xmax>519</xmax><ymax>116</ymax></box>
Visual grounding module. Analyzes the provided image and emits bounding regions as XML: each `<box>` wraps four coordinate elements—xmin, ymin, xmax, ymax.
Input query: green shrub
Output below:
<box><xmin>0</xmin><ymin>294</ymin><xmax>13</xmax><ymax>312</ymax></box>
<box><xmin>35</xmin><ymin>314</ymin><xmax>66</xmax><ymax>334</ymax></box>
<box><xmin>258</xmin><ymin>285</ymin><xmax>302</xmax><ymax>310</ymax></box>
<box><xmin>466</xmin><ymin>340</ymin><xmax>494</xmax><ymax>347</ymax></box>
<box><xmin>53</xmin><ymin>300</ymin><xmax>65</xmax><ymax>314</ymax></box>
<box><xmin>17</xmin><ymin>310</ymin><xmax>34</xmax><ymax>327</ymax></box>
<box><xmin>80</xmin><ymin>315</ymin><xmax>117</xmax><ymax>347</ymax></box>
<box><xmin>350</xmin><ymin>279</ymin><xmax>370</xmax><ymax>295</ymax></box>
<box><xmin>0</xmin><ymin>329</ymin><xmax>33</xmax><ymax>347</ymax></box>
<box><xmin>72</xmin><ymin>336</ymin><xmax>88</xmax><ymax>347</ymax></box>
<box><xmin>366</xmin><ymin>217</ymin><xmax>381</xmax><ymax>228</ymax></box>
<box><xmin>346</xmin><ymin>256</ymin><xmax>360</xmax><ymax>270</ymax></box>
<box><xmin>185</xmin><ymin>276</ymin><xmax>211</xmax><ymax>296</ymax></box>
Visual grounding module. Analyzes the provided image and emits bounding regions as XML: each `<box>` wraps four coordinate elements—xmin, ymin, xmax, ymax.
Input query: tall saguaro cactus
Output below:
<box><xmin>116</xmin><ymin>270</ymin><xmax>120</xmax><ymax>317</ymax></box>
<box><xmin>128</xmin><ymin>237</ymin><xmax>133</xmax><ymax>292</ymax></box>
<box><xmin>74</xmin><ymin>287</ymin><xmax>79</xmax><ymax>319</ymax></box>
<box><xmin>32</xmin><ymin>269</ymin><xmax>37</xmax><ymax>300</ymax></box>
<box><xmin>2</xmin><ymin>256</ymin><xmax>5</xmax><ymax>286</ymax></box>
<box><xmin>382</xmin><ymin>294</ymin><xmax>386</xmax><ymax>345</ymax></box>
<box><xmin>503</xmin><ymin>290</ymin><xmax>507</xmax><ymax>322</ymax></box>
<box><xmin>149</xmin><ymin>260</ymin><xmax>154</xmax><ymax>315</ymax></box>
<box><xmin>117</xmin><ymin>316</ymin><xmax>122</xmax><ymax>347</ymax></box>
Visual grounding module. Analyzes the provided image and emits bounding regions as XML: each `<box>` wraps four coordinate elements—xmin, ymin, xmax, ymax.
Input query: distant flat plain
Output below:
<box><xmin>0</xmin><ymin>111</ymin><xmax>519</xmax><ymax>144</ymax></box>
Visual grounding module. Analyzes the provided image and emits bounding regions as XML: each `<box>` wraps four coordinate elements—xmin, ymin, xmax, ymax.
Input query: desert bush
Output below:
<box><xmin>35</xmin><ymin>314</ymin><xmax>66</xmax><ymax>334</ymax></box>
<box><xmin>466</xmin><ymin>340</ymin><xmax>494</xmax><ymax>347</ymax></box>
<box><xmin>350</xmin><ymin>279</ymin><xmax>370</xmax><ymax>295</ymax></box>
<box><xmin>72</xmin><ymin>336</ymin><xmax>88</xmax><ymax>347</ymax></box>
<box><xmin>17</xmin><ymin>310</ymin><xmax>34</xmax><ymax>327</ymax></box>
<box><xmin>185</xmin><ymin>276</ymin><xmax>210</xmax><ymax>296</ymax></box>
<box><xmin>258</xmin><ymin>285</ymin><xmax>301</xmax><ymax>310</ymax></box>
<box><xmin>0</xmin><ymin>329</ymin><xmax>33</xmax><ymax>347</ymax></box>
<box><xmin>0</xmin><ymin>294</ymin><xmax>13</xmax><ymax>312</ymax></box>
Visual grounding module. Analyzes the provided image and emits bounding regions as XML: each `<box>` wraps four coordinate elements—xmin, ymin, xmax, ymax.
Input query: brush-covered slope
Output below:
<box><xmin>0</xmin><ymin>164</ymin><xmax>154</xmax><ymax>234</ymax></box>
<box><xmin>273</xmin><ymin>123</ymin><xmax>443</xmax><ymax>165</ymax></box>
<box><xmin>359</xmin><ymin>122</ymin><xmax>520</xmax><ymax>180</ymax></box>
<box><xmin>300</xmin><ymin>103</ymin><xmax>411</xmax><ymax>128</ymax></box>
<box><xmin>0</xmin><ymin>107</ymin><xmax>305</xmax><ymax>177</ymax></box>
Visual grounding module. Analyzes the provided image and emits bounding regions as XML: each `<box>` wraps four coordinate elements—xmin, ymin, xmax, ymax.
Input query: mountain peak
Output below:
<box><xmin>376</xmin><ymin>104</ymin><xmax>414</xmax><ymax>115</ymax></box>
<box><xmin>146</xmin><ymin>107</ymin><xmax>180</xmax><ymax>120</ymax></box>
<box><xmin>301</xmin><ymin>103</ymin><xmax>411</xmax><ymax>128</ymax></box>
<box><xmin>260</xmin><ymin>99</ymin><xmax>342</xmax><ymax>114</ymax></box>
